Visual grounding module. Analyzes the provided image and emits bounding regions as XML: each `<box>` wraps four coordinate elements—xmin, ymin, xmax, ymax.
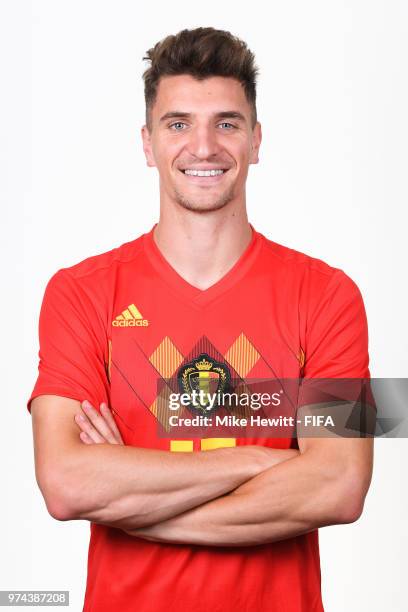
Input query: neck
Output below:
<box><xmin>153</xmin><ymin>197</ymin><xmax>252</xmax><ymax>291</ymax></box>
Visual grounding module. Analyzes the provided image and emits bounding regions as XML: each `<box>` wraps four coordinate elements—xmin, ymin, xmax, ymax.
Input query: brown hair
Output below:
<box><xmin>143</xmin><ymin>27</ymin><xmax>259</xmax><ymax>129</ymax></box>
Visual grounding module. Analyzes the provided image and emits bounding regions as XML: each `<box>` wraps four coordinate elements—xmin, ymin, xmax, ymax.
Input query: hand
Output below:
<box><xmin>74</xmin><ymin>400</ymin><xmax>124</xmax><ymax>445</ymax></box>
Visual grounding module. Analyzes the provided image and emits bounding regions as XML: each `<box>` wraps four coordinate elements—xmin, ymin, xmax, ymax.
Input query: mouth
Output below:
<box><xmin>182</xmin><ymin>168</ymin><xmax>227</xmax><ymax>177</ymax></box>
<box><xmin>178</xmin><ymin>168</ymin><xmax>230</xmax><ymax>186</ymax></box>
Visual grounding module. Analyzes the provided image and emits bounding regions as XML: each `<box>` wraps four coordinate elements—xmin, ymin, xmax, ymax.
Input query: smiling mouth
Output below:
<box><xmin>181</xmin><ymin>169</ymin><xmax>228</xmax><ymax>177</ymax></box>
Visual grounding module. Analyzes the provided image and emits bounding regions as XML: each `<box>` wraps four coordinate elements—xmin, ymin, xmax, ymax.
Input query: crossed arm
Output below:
<box><xmin>127</xmin><ymin>437</ymin><xmax>373</xmax><ymax>547</ymax></box>
<box><xmin>31</xmin><ymin>395</ymin><xmax>373</xmax><ymax>547</ymax></box>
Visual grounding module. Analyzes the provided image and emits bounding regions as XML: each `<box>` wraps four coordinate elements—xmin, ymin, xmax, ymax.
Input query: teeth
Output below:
<box><xmin>184</xmin><ymin>169</ymin><xmax>225</xmax><ymax>176</ymax></box>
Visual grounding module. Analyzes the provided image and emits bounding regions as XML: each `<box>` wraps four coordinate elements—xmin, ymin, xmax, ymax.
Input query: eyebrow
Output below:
<box><xmin>159</xmin><ymin>111</ymin><xmax>247</xmax><ymax>123</ymax></box>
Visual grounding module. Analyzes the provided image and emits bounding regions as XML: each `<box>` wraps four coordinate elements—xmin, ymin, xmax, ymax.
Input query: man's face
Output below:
<box><xmin>142</xmin><ymin>75</ymin><xmax>262</xmax><ymax>213</ymax></box>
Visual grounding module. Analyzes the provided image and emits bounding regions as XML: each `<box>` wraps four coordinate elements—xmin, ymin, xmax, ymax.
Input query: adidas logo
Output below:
<box><xmin>112</xmin><ymin>303</ymin><xmax>149</xmax><ymax>327</ymax></box>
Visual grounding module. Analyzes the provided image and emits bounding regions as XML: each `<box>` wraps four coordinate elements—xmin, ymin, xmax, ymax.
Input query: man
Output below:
<box><xmin>27</xmin><ymin>27</ymin><xmax>373</xmax><ymax>612</ymax></box>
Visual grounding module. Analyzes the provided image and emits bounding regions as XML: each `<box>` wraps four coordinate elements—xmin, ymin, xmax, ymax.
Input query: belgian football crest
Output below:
<box><xmin>177</xmin><ymin>353</ymin><xmax>231</xmax><ymax>415</ymax></box>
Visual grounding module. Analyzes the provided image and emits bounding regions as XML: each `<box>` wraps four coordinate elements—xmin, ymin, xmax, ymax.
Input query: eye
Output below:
<box><xmin>218</xmin><ymin>122</ymin><xmax>235</xmax><ymax>129</ymax></box>
<box><xmin>169</xmin><ymin>122</ymin><xmax>187</xmax><ymax>131</ymax></box>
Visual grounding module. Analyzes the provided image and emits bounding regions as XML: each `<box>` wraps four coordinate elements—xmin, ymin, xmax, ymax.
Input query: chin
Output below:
<box><xmin>174</xmin><ymin>188</ymin><xmax>235</xmax><ymax>213</ymax></box>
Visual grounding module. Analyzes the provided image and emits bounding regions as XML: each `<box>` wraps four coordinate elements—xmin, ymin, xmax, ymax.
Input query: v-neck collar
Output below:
<box><xmin>143</xmin><ymin>222</ymin><xmax>263</xmax><ymax>308</ymax></box>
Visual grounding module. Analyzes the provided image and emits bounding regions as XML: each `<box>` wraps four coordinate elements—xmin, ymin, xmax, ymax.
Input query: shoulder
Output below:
<box><xmin>41</xmin><ymin>233</ymin><xmax>146</xmax><ymax>310</ymax></box>
<box><xmin>44</xmin><ymin>232</ymin><xmax>147</xmax><ymax>297</ymax></box>
<box><xmin>56</xmin><ymin>233</ymin><xmax>145</xmax><ymax>282</ymax></box>
<box><xmin>258</xmin><ymin>232</ymin><xmax>361</xmax><ymax>297</ymax></box>
<box><xmin>260</xmin><ymin>233</ymin><xmax>338</xmax><ymax>277</ymax></box>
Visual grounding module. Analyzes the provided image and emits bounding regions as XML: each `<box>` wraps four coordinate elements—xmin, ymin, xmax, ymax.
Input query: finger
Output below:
<box><xmin>81</xmin><ymin>401</ymin><xmax>119</xmax><ymax>444</ymax></box>
<box><xmin>79</xmin><ymin>431</ymin><xmax>94</xmax><ymax>445</ymax></box>
<box><xmin>74</xmin><ymin>412</ymin><xmax>105</xmax><ymax>444</ymax></box>
<box><xmin>100</xmin><ymin>403</ymin><xmax>124</xmax><ymax>444</ymax></box>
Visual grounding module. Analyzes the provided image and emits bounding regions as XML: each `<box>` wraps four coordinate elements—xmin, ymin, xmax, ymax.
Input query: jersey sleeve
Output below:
<box><xmin>297</xmin><ymin>270</ymin><xmax>371</xmax><ymax>420</ymax></box>
<box><xmin>27</xmin><ymin>269</ymin><xmax>110</xmax><ymax>413</ymax></box>
<box><xmin>303</xmin><ymin>269</ymin><xmax>370</xmax><ymax>379</ymax></box>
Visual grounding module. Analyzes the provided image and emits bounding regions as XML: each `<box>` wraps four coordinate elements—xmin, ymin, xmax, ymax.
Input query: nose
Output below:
<box><xmin>187</xmin><ymin>124</ymin><xmax>220</xmax><ymax>160</ymax></box>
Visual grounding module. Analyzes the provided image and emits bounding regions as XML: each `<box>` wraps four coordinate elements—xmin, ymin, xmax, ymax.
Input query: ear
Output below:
<box><xmin>141</xmin><ymin>125</ymin><xmax>156</xmax><ymax>167</ymax></box>
<box><xmin>249</xmin><ymin>122</ymin><xmax>262</xmax><ymax>165</ymax></box>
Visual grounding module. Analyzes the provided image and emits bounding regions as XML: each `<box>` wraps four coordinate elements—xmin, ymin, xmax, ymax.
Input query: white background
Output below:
<box><xmin>1</xmin><ymin>1</ymin><xmax>407</xmax><ymax>610</ymax></box>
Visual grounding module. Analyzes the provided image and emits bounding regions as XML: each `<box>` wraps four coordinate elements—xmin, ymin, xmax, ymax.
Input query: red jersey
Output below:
<box><xmin>27</xmin><ymin>224</ymin><xmax>370</xmax><ymax>612</ymax></box>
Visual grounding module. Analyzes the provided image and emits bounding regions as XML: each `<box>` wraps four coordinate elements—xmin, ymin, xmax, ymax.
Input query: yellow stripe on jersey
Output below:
<box><xmin>200</xmin><ymin>438</ymin><xmax>236</xmax><ymax>451</ymax></box>
<box><xmin>170</xmin><ymin>440</ymin><xmax>194</xmax><ymax>452</ymax></box>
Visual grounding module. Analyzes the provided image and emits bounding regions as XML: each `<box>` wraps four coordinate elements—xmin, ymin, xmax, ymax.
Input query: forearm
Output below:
<box><xmin>50</xmin><ymin>443</ymin><xmax>289</xmax><ymax>529</ymax></box>
<box><xmin>127</xmin><ymin>448</ymin><xmax>360</xmax><ymax>546</ymax></box>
